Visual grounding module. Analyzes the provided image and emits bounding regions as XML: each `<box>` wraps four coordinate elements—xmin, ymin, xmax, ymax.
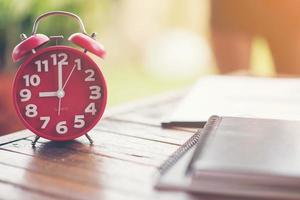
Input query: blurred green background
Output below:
<box><xmin>0</xmin><ymin>0</ymin><xmax>274</xmax><ymax>134</ymax></box>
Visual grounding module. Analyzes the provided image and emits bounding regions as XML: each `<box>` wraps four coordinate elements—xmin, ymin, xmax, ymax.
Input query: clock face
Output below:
<box><xmin>13</xmin><ymin>46</ymin><xmax>107</xmax><ymax>141</ymax></box>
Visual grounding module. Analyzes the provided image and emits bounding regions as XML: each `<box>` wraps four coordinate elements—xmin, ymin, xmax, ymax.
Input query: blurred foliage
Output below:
<box><xmin>0</xmin><ymin>0</ymin><xmax>276</xmax><ymax>135</ymax></box>
<box><xmin>0</xmin><ymin>0</ymin><xmax>112</xmax><ymax>70</ymax></box>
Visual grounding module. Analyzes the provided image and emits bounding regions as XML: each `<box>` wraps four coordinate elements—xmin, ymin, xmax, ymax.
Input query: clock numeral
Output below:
<box><xmin>35</xmin><ymin>60</ymin><xmax>49</xmax><ymax>72</ymax></box>
<box><xmin>74</xmin><ymin>58</ymin><xmax>82</xmax><ymax>70</ymax></box>
<box><xmin>25</xmin><ymin>104</ymin><xmax>38</xmax><ymax>118</ymax></box>
<box><xmin>51</xmin><ymin>53</ymin><xmax>68</xmax><ymax>66</ymax></box>
<box><xmin>20</xmin><ymin>89</ymin><xmax>31</xmax><ymax>102</ymax></box>
<box><xmin>56</xmin><ymin>121</ymin><xmax>68</xmax><ymax>134</ymax></box>
<box><xmin>40</xmin><ymin>116</ymin><xmax>50</xmax><ymax>129</ymax></box>
<box><xmin>85</xmin><ymin>69</ymin><xmax>95</xmax><ymax>81</ymax></box>
<box><xmin>85</xmin><ymin>102</ymin><xmax>97</xmax><ymax>115</ymax></box>
<box><xmin>23</xmin><ymin>74</ymin><xmax>40</xmax><ymax>87</ymax></box>
<box><xmin>89</xmin><ymin>86</ymin><xmax>101</xmax><ymax>100</ymax></box>
<box><xmin>74</xmin><ymin>115</ymin><xmax>85</xmax><ymax>128</ymax></box>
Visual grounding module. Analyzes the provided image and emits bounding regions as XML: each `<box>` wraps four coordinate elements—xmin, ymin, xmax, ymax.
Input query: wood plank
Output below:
<box><xmin>0</xmin><ymin>181</ymin><xmax>58</xmax><ymax>200</ymax></box>
<box><xmin>0</xmin><ymin>146</ymin><xmax>152</xmax><ymax>183</ymax></box>
<box><xmin>0</xmin><ymin>146</ymin><xmax>159</xmax><ymax>194</ymax></box>
<box><xmin>1</xmin><ymin>126</ymin><xmax>192</xmax><ymax>166</ymax></box>
<box><xmin>0</xmin><ymin>162</ymin><xmax>103</xmax><ymax>200</ymax></box>
<box><xmin>0</xmin><ymin>152</ymin><xmax>249</xmax><ymax>200</ymax></box>
<box><xmin>105</xmin><ymin>90</ymin><xmax>185</xmax><ymax>126</ymax></box>
<box><xmin>0</xmin><ymin>134</ymin><xmax>191</xmax><ymax>199</ymax></box>
<box><xmin>0</xmin><ymin>117</ymin><xmax>195</xmax><ymax>150</ymax></box>
<box><xmin>0</xmin><ymin>142</ymin><xmax>239</xmax><ymax>200</ymax></box>
<box><xmin>0</xmin><ymin>129</ymin><xmax>32</xmax><ymax>146</ymax></box>
<box><xmin>3</xmin><ymin>137</ymin><xmax>174</xmax><ymax>167</ymax></box>
<box><xmin>94</xmin><ymin>119</ymin><xmax>195</xmax><ymax>145</ymax></box>
<box><xmin>0</xmin><ymin>161</ymin><xmax>141</xmax><ymax>200</ymax></box>
<box><xmin>0</xmin><ymin>122</ymin><xmax>194</xmax><ymax>199</ymax></box>
<box><xmin>0</xmin><ymin>142</ymin><xmax>199</xmax><ymax>200</ymax></box>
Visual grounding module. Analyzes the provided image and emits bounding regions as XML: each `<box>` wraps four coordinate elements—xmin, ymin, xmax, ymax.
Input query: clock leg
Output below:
<box><xmin>32</xmin><ymin>136</ymin><xmax>40</xmax><ymax>147</ymax></box>
<box><xmin>85</xmin><ymin>133</ymin><xmax>94</xmax><ymax>145</ymax></box>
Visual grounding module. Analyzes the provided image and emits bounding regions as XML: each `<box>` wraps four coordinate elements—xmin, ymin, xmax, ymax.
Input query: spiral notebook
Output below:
<box><xmin>162</xmin><ymin>75</ymin><xmax>300</xmax><ymax>128</ymax></box>
<box><xmin>156</xmin><ymin>116</ymin><xmax>300</xmax><ymax>199</ymax></box>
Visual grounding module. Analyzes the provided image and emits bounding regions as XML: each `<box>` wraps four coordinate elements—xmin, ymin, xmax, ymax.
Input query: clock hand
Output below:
<box><xmin>58</xmin><ymin>98</ymin><xmax>62</xmax><ymax>116</ymax></box>
<box><xmin>39</xmin><ymin>63</ymin><xmax>66</xmax><ymax>99</ymax></box>
<box><xmin>62</xmin><ymin>64</ymin><xmax>76</xmax><ymax>90</ymax></box>
<box><xmin>39</xmin><ymin>91</ymin><xmax>57</xmax><ymax>97</ymax></box>
<box><xmin>58</xmin><ymin>62</ymin><xmax>63</xmax><ymax>91</ymax></box>
<box><xmin>57</xmin><ymin>61</ymin><xmax>69</xmax><ymax>115</ymax></box>
<box><xmin>57</xmin><ymin>64</ymin><xmax>76</xmax><ymax>116</ymax></box>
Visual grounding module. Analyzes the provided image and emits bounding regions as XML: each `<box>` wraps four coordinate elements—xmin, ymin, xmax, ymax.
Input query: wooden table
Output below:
<box><xmin>0</xmin><ymin>91</ymin><xmax>233</xmax><ymax>200</ymax></box>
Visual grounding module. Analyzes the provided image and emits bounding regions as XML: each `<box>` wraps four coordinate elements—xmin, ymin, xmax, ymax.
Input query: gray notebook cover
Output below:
<box><xmin>156</xmin><ymin>116</ymin><xmax>300</xmax><ymax>199</ymax></box>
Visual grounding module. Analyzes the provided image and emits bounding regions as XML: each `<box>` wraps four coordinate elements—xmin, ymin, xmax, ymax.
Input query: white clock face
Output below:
<box><xmin>13</xmin><ymin>46</ymin><xmax>107</xmax><ymax>141</ymax></box>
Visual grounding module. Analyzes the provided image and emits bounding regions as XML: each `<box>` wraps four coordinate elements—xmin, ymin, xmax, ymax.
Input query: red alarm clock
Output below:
<box><xmin>12</xmin><ymin>11</ymin><xmax>107</xmax><ymax>145</ymax></box>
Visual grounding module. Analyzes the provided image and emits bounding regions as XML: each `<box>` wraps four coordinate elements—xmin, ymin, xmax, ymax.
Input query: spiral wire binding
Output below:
<box><xmin>157</xmin><ymin>115</ymin><xmax>221</xmax><ymax>175</ymax></box>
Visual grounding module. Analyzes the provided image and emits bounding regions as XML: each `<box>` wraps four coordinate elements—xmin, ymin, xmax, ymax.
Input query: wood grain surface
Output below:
<box><xmin>0</xmin><ymin>92</ymin><xmax>247</xmax><ymax>200</ymax></box>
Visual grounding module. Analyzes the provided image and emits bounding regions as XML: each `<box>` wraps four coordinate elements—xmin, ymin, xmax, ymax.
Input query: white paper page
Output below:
<box><xmin>166</xmin><ymin>75</ymin><xmax>300</xmax><ymax>123</ymax></box>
